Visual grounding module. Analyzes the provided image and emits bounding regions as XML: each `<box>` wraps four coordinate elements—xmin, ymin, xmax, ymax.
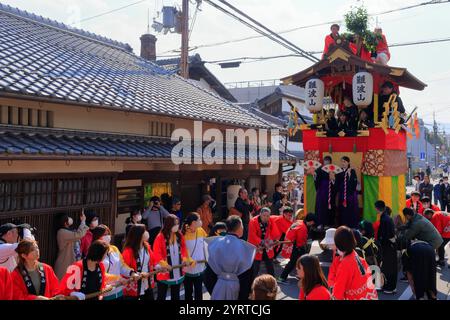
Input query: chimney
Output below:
<box><xmin>140</xmin><ymin>33</ymin><xmax>157</xmax><ymax>61</ymax></box>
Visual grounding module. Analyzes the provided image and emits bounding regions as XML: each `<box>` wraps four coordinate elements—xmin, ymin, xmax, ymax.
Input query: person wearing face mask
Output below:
<box><xmin>125</xmin><ymin>210</ymin><xmax>142</xmax><ymax>237</ymax></box>
<box><xmin>91</xmin><ymin>225</ymin><xmax>138</xmax><ymax>300</ymax></box>
<box><xmin>332</xmin><ymin>226</ymin><xmax>378</xmax><ymax>300</ymax></box>
<box><xmin>313</xmin><ymin>156</ymin><xmax>337</xmax><ymax>228</ymax></box>
<box><xmin>153</xmin><ymin>214</ymin><xmax>192</xmax><ymax>300</ymax></box>
<box><xmin>181</xmin><ymin>212</ymin><xmax>208</xmax><ymax>300</ymax></box>
<box><xmin>122</xmin><ymin>224</ymin><xmax>157</xmax><ymax>300</ymax></box>
<box><xmin>203</xmin><ymin>216</ymin><xmax>256</xmax><ymax>300</ymax></box>
<box><xmin>0</xmin><ymin>223</ymin><xmax>35</xmax><ymax>272</ymax></box>
<box><xmin>80</xmin><ymin>211</ymin><xmax>99</xmax><ymax>259</ymax></box>
<box><xmin>248</xmin><ymin>208</ymin><xmax>281</xmax><ymax>279</ymax></box>
<box><xmin>440</xmin><ymin>176</ymin><xmax>450</xmax><ymax>212</ymax></box>
<box><xmin>337</xmin><ymin>156</ymin><xmax>359</xmax><ymax>228</ymax></box>
<box><xmin>11</xmin><ymin>240</ymin><xmax>62</xmax><ymax>300</ymax></box>
<box><xmin>54</xmin><ymin>211</ymin><xmax>88</xmax><ymax>280</ymax></box>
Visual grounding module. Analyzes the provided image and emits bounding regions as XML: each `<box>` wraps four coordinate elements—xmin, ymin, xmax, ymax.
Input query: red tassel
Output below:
<box><xmin>343</xmin><ymin>200</ymin><xmax>347</xmax><ymax>207</ymax></box>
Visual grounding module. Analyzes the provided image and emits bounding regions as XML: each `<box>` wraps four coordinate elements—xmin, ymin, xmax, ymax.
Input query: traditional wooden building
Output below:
<box><xmin>0</xmin><ymin>4</ymin><xmax>293</xmax><ymax>264</ymax></box>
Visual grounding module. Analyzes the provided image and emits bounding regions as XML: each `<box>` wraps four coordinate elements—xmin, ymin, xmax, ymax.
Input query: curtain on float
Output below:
<box><xmin>362</xmin><ymin>174</ymin><xmax>405</xmax><ymax>222</ymax></box>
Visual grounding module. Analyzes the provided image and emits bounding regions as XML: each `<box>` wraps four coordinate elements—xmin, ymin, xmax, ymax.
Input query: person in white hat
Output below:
<box><xmin>319</xmin><ymin>228</ymin><xmax>341</xmax><ymax>290</ymax></box>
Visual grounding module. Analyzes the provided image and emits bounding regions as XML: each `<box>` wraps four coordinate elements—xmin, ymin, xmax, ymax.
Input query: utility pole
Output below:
<box><xmin>180</xmin><ymin>0</ymin><xmax>189</xmax><ymax>79</ymax></box>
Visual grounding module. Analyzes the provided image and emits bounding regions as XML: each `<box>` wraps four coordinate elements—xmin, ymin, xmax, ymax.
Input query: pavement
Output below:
<box><xmin>170</xmin><ymin>240</ymin><xmax>450</xmax><ymax>301</ymax></box>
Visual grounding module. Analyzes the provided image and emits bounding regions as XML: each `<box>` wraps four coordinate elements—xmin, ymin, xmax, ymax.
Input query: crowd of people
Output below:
<box><xmin>0</xmin><ymin>173</ymin><xmax>448</xmax><ymax>301</ymax></box>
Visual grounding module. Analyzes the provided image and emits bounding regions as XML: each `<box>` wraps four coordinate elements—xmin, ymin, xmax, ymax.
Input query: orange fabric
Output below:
<box><xmin>332</xmin><ymin>251</ymin><xmax>378</xmax><ymax>300</ymax></box>
<box><xmin>248</xmin><ymin>216</ymin><xmax>281</xmax><ymax>261</ymax></box>
<box><xmin>285</xmin><ymin>220</ymin><xmax>308</xmax><ymax>248</ymax></box>
<box><xmin>152</xmin><ymin>233</ymin><xmax>188</xmax><ymax>281</ymax></box>
<box><xmin>327</xmin><ymin>251</ymin><xmax>341</xmax><ymax>288</ymax></box>
<box><xmin>373</xmin><ymin>220</ymin><xmax>380</xmax><ymax>240</ymax></box>
<box><xmin>299</xmin><ymin>285</ymin><xmax>331</xmax><ymax>300</ymax></box>
<box><xmin>197</xmin><ymin>205</ymin><xmax>213</xmax><ymax>234</ymax></box>
<box><xmin>323</xmin><ymin>34</ymin><xmax>337</xmax><ymax>57</ymax></box>
<box><xmin>0</xmin><ymin>267</ymin><xmax>12</xmax><ymax>300</ymax></box>
<box><xmin>272</xmin><ymin>215</ymin><xmax>293</xmax><ymax>234</ymax></box>
<box><xmin>59</xmin><ymin>260</ymin><xmax>106</xmax><ymax>296</ymax></box>
<box><xmin>406</xmin><ymin>199</ymin><xmax>424</xmax><ymax>215</ymax></box>
<box><xmin>11</xmin><ymin>263</ymin><xmax>60</xmax><ymax>300</ymax></box>
<box><xmin>122</xmin><ymin>244</ymin><xmax>155</xmax><ymax>296</ymax></box>
<box><xmin>376</xmin><ymin>34</ymin><xmax>390</xmax><ymax>59</ymax></box>
<box><xmin>431</xmin><ymin>212</ymin><xmax>450</xmax><ymax>238</ymax></box>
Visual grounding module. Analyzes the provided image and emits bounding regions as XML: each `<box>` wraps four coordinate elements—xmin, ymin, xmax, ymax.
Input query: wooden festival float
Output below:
<box><xmin>282</xmin><ymin>41</ymin><xmax>427</xmax><ymax>223</ymax></box>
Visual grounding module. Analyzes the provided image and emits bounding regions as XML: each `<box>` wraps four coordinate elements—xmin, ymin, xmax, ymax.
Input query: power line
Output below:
<box><xmin>202</xmin><ymin>0</ymin><xmax>318</xmax><ymax>62</ymax></box>
<box><xmin>200</xmin><ymin>36</ymin><xmax>450</xmax><ymax>65</ymax></box>
<box><xmin>213</xmin><ymin>0</ymin><xmax>319</xmax><ymax>62</ymax></box>
<box><xmin>160</xmin><ymin>0</ymin><xmax>450</xmax><ymax>54</ymax></box>
<box><xmin>70</xmin><ymin>0</ymin><xmax>148</xmax><ymax>25</ymax></box>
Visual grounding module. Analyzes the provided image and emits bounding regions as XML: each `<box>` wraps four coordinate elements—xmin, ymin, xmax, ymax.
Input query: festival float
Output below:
<box><xmin>282</xmin><ymin>8</ymin><xmax>427</xmax><ymax>224</ymax></box>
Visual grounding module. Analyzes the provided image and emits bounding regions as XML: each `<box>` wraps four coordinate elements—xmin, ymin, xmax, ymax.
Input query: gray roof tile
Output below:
<box><xmin>0</xmin><ymin>5</ymin><xmax>276</xmax><ymax>129</ymax></box>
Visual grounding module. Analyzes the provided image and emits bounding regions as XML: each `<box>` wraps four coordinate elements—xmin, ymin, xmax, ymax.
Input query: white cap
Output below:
<box><xmin>320</xmin><ymin>228</ymin><xmax>336</xmax><ymax>246</ymax></box>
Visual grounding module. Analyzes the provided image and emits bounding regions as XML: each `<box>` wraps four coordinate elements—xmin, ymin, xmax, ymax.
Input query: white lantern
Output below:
<box><xmin>305</xmin><ymin>78</ymin><xmax>324</xmax><ymax>113</ymax></box>
<box><xmin>352</xmin><ymin>71</ymin><xmax>373</xmax><ymax>107</ymax></box>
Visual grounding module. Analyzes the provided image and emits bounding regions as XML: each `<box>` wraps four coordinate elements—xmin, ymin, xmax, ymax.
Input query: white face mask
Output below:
<box><xmin>337</xmin><ymin>249</ymin><xmax>345</xmax><ymax>257</ymax></box>
<box><xmin>67</xmin><ymin>217</ymin><xmax>73</xmax><ymax>227</ymax></box>
<box><xmin>171</xmin><ymin>225</ymin><xmax>179</xmax><ymax>233</ymax></box>
<box><xmin>91</xmin><ymin>219</ymin><xmax>99</xmax><ymax>228</ymax></box>
<box><xmin>197</xmin><ymin>220</ymin><xmax>203</xmax><ymax>228</ymax></box>
<box><xmin>143</xmin><ymin>231</ymin><xmax>150</xmax><ymax>242</ymax></box>
<box><xmin>134</xmin><ymin>214</ymin><xmax>142</xmax><ymax>223</ymax></box>
<box><xmin>102</xmin><ymin>235</ymin><xmax>111</xmax><ymax>245</ymax></box>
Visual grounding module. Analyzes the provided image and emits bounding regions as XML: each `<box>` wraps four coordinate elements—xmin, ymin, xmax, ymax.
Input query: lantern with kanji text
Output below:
<box><xmin>305</xmin><ymin>78</ymin><xmax>324</xmax><ymax>113</ymax></box>
<box><xmin>352</xmin><ymin>71</ymin><xmax>373</xmax><ymax>107</ymax></box>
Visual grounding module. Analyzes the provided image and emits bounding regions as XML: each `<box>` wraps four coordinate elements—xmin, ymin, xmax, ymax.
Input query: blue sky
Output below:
<box><xmin>2</xmin><ymin>0</ymin><xmax>450</xmax><ymax>129</ymax></box>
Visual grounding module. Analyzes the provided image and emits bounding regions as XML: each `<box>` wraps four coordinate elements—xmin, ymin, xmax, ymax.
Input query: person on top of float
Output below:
<box><xmin>376</xmin><ymin>81</ymin><xmax>406</xmax><ymax>123</ymax></box>
<box><xmin>373</xmin><ymin>28</ymin><xmax>390</xmax><ymax>65</ymax></box>
<box><xmin>323</xmin><ymin>24</ymin><xmax>341</xmax><ymax>58</ymax></box>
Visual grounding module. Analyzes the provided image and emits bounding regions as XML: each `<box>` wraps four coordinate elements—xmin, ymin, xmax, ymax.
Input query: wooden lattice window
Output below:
<box><xmin>0</xmin><ymin>176</ymin><xmax>114</xmax><ymax>213</ymax></box>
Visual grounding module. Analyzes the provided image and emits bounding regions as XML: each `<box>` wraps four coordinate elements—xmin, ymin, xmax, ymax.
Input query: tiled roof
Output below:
<box><xmin>0</xmin><ymin>5</ymin><xmax>275</xmax><ymax>129</ymax></box>
<box><xmin>0</xmin><ymin>126</ymin><xmax>296</xmax><ymax>162</ymax></box>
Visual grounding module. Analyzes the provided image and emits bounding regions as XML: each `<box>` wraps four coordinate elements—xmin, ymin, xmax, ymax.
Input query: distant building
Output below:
<box><xmin>229</xmin><ymin>81</ymin><xmax>312</xmax><ymax>175</ymax></box>
<box><xmin>407</xmin><ymin>118</ymin><xmax>436</xmax><ymax>176</ymax></box>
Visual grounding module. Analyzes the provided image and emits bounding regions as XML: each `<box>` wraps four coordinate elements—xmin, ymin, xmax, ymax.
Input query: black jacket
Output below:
<box><xmin>440</xmin><ymin>183</ymin><xmax>450</xmax><ymax>202</ymax></box>
<box><xmin>419</xmin><ymin>182</ymin><xmax>433</xmax><ymax>199</ymax></box>
<box><xmin>234</xmin><ymin>197</ymin><xmax>251</xmax><ymax>224</ymax></box>
<box><xmin>378</xmin><ymin>211</ymin><xmax>396</xmax><ymax>246</ymax></box>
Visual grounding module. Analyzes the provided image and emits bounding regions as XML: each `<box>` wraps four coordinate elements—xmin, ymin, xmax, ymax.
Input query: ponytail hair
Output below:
<box><xmin>182</xmin><ymin>212</ymin><xmax>200</xmax><ymax>235</ymax></box>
